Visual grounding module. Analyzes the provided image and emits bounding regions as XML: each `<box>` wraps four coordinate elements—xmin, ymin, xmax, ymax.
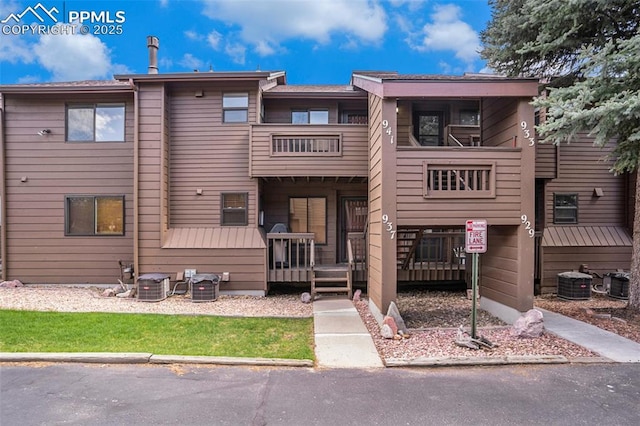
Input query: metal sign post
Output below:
<box><xmin>465</xmin><ymin>220</ymin><xmax>487</xmax><ymax>339</ymax></box>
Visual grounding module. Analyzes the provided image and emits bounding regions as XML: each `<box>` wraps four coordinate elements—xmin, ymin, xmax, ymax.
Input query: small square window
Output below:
<box><xmin>554</xmin><ymin>193</ymin><xmax>578</xmax><ymax>224</ymax></box>
<box><xmin>223</xmin><ymin>93</ymin><xmax>249</xmax><ymax>123</ymax></box>
<box><xmin>222</xmin><ymin>193</ymin><xmax>248</xmax><ymax>226</ymax></box>
<box><xmin>66</xmin><ymin>195</ymin><xmax>125</xmax><ymax>236</ymax></box>
<box><xmin>459</xmin><ymin>110</ymin><xmax>479</xmax><ymax>126</ymax></box>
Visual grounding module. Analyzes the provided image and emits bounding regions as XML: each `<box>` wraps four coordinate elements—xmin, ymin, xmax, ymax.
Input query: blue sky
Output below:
<box><xmin>0</xmin><ymin>0</ymin><xmax>493</xmax><ymax>85</ymax></box>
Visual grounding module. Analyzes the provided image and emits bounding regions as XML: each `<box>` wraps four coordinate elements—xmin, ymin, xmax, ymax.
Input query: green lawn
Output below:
<box><xmin>0</xmin><ymin>310</ymin><xmax>314</xmax><ymax>360</ymax></box>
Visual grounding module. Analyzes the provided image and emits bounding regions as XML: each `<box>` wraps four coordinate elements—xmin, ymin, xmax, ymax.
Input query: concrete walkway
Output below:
<box><xmin>539</xmin><ymin>308</ymin><xmax>640</xmax><ymax>363</ymax></box>
<box><xmin>313</xmin><ymin>296</ymin><xmax>384</xmax><ymax>368</ymax></box>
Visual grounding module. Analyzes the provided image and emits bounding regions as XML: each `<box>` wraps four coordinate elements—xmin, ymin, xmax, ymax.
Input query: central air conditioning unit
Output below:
<box><xmin>557</xmin><ymin>271</ymin><xmax>592</xmax><ymax>300</ymax></box>
<box><xmin>137</xmin><ymin>273</ymin><xmax>171</xmax><ymax>302</ymax></box>
<box><xmin>190</xmin><ymin>274</ymin><xmax>221</xmax><ymax>302</ymax></box>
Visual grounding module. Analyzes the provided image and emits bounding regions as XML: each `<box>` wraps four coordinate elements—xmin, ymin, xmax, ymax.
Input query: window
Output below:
<box><xmin>223</xmin><ymin>93</ymin><xmax>249</xmax><ymax>123</ymax></box>
<box><xmin>221</xmin><ymin>193</ymin><xmax>248</xmax><ymax>226</ymax></box>
<box><xmin>289</xmin><ymin>197</ymin><xmax>327</xmax><ymax>244</ymax></box>
<box><xmin>67</xmin><ymin>104</ymin><xmax>125</xmax><ymax>142</ymax></box>
<box><xmin>291</xmin><ymin>109</ymin><xmax>329</xmax><ymax>124</ymax></box>
<box><xmin>459</xmin><ymin>110</ymin><xmax>479</xmax><ymax>126</ymax></box>
<box><xmin>414</xmin><ymin>111</ymin><xmax>443</xmax><ymax>146</ymax></box>
<box><xmin>65</xmin><ymin>196</ymin><xmax>125</xmax><ymax>236</ymax></box>
<box><xmin>554</xmin><ymin>193</ymin><xmax>578</xmax><ymax>224</ymax></box>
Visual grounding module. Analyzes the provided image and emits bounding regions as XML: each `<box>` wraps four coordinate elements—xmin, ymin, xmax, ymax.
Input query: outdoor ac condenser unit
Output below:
<box><xmin>190</xmin><ymin>274</ymin><xmax>221</xmax><ymax>302</ymax></box>
<box><xmin>137</xmin><ymin>273</ymin><xmax>170</xmax><ymax>302</ymax></box>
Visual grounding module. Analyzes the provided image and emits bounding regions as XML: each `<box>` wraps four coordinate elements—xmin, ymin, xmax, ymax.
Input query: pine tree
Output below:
<box><xmin>481</xmin><ymin>0</ymin><xmax>640</xmax><ymax>309</ymax></box>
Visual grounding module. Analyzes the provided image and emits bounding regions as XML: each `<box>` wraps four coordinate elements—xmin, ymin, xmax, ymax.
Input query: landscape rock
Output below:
<box><xmin>386</xmin><ymin>301</ymin><xmax>408</xmax><ymax>334</ymax></box>
<box><xmin>0</xmin><ymin>280</ymin><xmax>24</xmax><ymax>288</ymax></box>
<box><xmin>116</xmin><ymin>289</ymin><xmax>133</xmax><ymax>298</ymax></box>
<box><xmin>353</xmin><ymin>289</ymin><xmax>361</xmax><ymax>302</ymax></box>
<box><xmin>101</xmin><ymin>288</ymin><xmax>115</xmax><ymax>297</ymax></box>
<box><xmin>511</xmin><ymin>308</ymin><xmax>545</xmax><ymax>338</ymax></box>
<box><xmin>300</xmin><ymin>292</ymin><xmax>312</xmax><ymax>304</ymax></box>
<box><xmin>380</xmin><ymin>323</ymin><xmax>395</xmax><ymax>339</ymax></box>
<box><xmin>382</xmin><ymin>315</ymin><xmax>398</xmax><ymax>336</ymax></box>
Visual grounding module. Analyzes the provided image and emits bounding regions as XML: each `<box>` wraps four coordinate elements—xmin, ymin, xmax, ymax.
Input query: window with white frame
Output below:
<box><xmin>223</xmin><ymin>93</ymin><xmax>249</xmax><ymax>123</ymax></box>
<box><xmin>66</xmin><ymin>104</ymin><xmax>125</xmax><ymax>142</ymax></box>
<box><xmin>65</xmin><ymin>195</ymin><xmax>125</xmax><ymax>236</ymax></box>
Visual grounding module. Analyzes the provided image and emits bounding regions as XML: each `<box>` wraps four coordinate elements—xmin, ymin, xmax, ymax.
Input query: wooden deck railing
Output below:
<box><xmin>272</xmin><ymin>135</ymin><xmax>341</xmax><ymax>155</ymax></box>
<box><xmin>423</xmin><ymin>161</ymin><xmax>496</xmax><ymax>198</ymax></box>
<box><xmin>397</xmin><ymin>230</ymin><xmax>467</xmax><ymax>282</ymax></box>
<box><xmin>267</xmin><ymin>233</ymin><xmax>315</xmax><ymax>282</ymax></box>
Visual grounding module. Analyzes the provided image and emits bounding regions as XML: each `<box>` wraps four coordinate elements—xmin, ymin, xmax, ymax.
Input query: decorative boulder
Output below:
<box><xmin>0</xmin><ymin>279</ymin><xmax>24</xmax><ymax>288</ymax></box>
<box><xmin>380</xmin><ymin>324</ymin><xmax>395</xmax><ymax>339</ymax></box>
<box><xmin>300</xmin><ymin>292</ymin><xmax>312</xmax><ymax>304</ymax></box>
<box><xmin>511</xmin><ymin>309</ymin><xmax>545</xmax><ymax>338</ymax></box>
<box><xmin>382</xmin><ymin>315</ymin><xmax>398</xmax><ymax>336</ymax></box>
<box><xmin>101</xmin><ymin>288</ymin><xmax>116</xmax><ymax>297</ymax></box>
<box><xmin>386</xmin><ymin>301</ymin><xmax>408</xmax><ymax>334</ymax></box>
<box><xmin>353</xmin><ymin>289</ymin><xmax>362</xmax><ymax>302</ymax></box>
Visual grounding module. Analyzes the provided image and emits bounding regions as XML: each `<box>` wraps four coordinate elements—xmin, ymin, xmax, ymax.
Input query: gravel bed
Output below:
<box><xmin>0</xmin><ymin>286</ymin><xmax>313</xmax><ymax>318</ymax></box>
<box><xmin>356</xmin><ymin>290</ymin><xmax>598</xmax><ymax>361</ymax></box>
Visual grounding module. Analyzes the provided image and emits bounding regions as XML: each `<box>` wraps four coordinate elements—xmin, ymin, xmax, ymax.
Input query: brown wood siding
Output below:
<box><xmin>3</xmin><ymin>93</ymin><xmax>134</xmax><ymax>283</ymax></box>
<box><xmin>482</xmin><ymin>98</ymin><xmax>518</xmax><ymax>148</ymax></box>
<box><xmin>541</xmin><ymin>246</ymin><xmax>631</xmax><ymax>293</ymax></box>
<box><xmin>367</xmin><ymin>93</ymin><xmax>384</xmax><ymax>308</ymax></box>
<box><xmin>481</xmin><ymin>226</ymin><xmax>520</xmax><ymax>308</ymax></box>
<box><xmin>262</xmin><ymin>98</ymin><xmax>366</xmax><ymax>123</ymax></box>
<box><xmin>169</xmin><ymin>85</ymin><xmax>258</xmax><ymax>227</ymax></box>
<box><xmin>261</xmin><ymin>181</ymin><xmax>367</xmax><ymax>264</ymax></box>
<box><xmin>535</xmin><ymin>140</ymin><xmax>557</xmax><ymax>179</ymax></box>
<box><xmin>136</xmin><ymin>83</ymin><xmax>266</xmax><ymax>291</ymax></box>
<box><xmin>546</xmin><ymin>135</ymin><xmax>625</xmax><ymax>227</ymax></box>
<box><xmin>396</xmin><ymin>148</ymin><xmax>522</xmax><ymax>226</ymax></box>
<box><xmin>249</xmin><ymin>124</ymin><xmax>368</xmax><ymax>177</ymax></box>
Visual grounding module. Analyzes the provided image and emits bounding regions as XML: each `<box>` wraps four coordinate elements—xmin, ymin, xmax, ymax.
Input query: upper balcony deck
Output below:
<box><xmin>249</xmin><ymin>123</ymin><xmax>369</xmax><ymax>179</ymax></box>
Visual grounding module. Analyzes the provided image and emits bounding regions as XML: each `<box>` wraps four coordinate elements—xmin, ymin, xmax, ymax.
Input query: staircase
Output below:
<box><xmin>311</xmin><ymin>265</ymin><xmax>352</xmax><ymax>298</ymax></box>
<box><xmin>397</xmin><ymin>228</ymin><xmax>425</xmax><ymax>270</ymax></box>
<box><xmin>310</xmin><ymin>239</ymin><xmax>354</xmax><ymax>298</ymax></box>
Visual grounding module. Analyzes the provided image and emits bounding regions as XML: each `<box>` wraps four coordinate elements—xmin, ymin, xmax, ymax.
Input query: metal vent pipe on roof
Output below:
<box><xmin>147</xmin><ymin>35</ymin><xmax>159</xmax><ymax>74</ymax></box>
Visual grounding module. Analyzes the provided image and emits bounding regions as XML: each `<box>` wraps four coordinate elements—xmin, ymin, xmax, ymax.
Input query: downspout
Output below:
<box><xmin>133</xmin><ymin>86</ymin><xmax>140</xmax><ymax>280</ymax></box>
<box><xmin>0</xmin><ymin>93</ymin><xmax>6</xmax><ymax>281</ymax></box>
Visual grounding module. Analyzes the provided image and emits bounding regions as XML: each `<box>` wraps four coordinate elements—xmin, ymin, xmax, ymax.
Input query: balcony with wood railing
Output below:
<box><xmin>249</xmin><ymin>124</ymin><xmax>369</xmax><ymax>178</ymax></box>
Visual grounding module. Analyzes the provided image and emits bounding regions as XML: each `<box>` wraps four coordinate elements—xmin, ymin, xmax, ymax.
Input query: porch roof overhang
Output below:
<box><xmin>257</xmin><ymin>176</ymin><xmax>368</xmax><ymax>184</ymax></box>
<box><xmin>351</xmin><ymin>72</ymin><xmax>539</xmax><ymax>99</ymax></box>
<box><xmin>162</xmin><ymin>227</ymin><xmax>266</xmax><ymax>249</ymax></box>
<box><xmin>542</xmin><ymin>226</ymin><xmax>632</xmax><ymax>247</ymax></box>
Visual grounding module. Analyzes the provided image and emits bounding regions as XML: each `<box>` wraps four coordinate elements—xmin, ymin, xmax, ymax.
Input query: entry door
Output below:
<box><xmin>413</xmin><ymin>111</ymin><xmax>444</xmax><ymax>146</ymax></box>
<box><xmin>340</xmin><ymin>197</ymin><xmax>368</xmax><ymax>262</ymax></box>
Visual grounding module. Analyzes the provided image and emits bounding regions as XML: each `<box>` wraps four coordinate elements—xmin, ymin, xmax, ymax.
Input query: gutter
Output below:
<box><xmin>0</xmin><ymin>93</ymin><xmax>6</xmax><ymax>280</ymax></box>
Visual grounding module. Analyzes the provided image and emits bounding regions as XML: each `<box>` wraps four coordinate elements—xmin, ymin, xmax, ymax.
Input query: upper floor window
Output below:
<box><xmin>554</xmin><ymin>193</ymin><xmax>578</xmax><ymax>224</ymax></box>
<box><xmin>459</xmin><ymin>110</ymin><xmax>479</xmax><ymax>126</ymax></box>
<box><xmin>414</xmin><ymin>111</ymin><xmax>444</xmax><ymax>146</ymax></box>
<box><xmin>221</xmin><ymin>192</ymin><xmax>248</xmax><ymax>226</ymax></box>
<box><xmin>65</xmin><ymin>195</ymin><xmax>125</xmax><ymax>236</ymax></box>
<box><xmin>223</xmin><ymin>93</ymin><xmax>249</xmax><ymax>123</ymax></box>
<box><xmin>291</xmin><ymin>109</ymin><xmax>329</xmax><ymax>124</ymax></box>
<box><xmin>67</xmin><ymin>104</ymin><xmax>125</xmax><ymax>142</ymax></box>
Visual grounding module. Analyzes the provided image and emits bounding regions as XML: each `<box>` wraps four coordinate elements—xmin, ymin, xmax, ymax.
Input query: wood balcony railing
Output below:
<box><xmin>423</xmin><ymin>161</ymin><xmax>496</xmax><ymax>198</ymax></box>
<box><xmin>250</xmin><ymin>124</ymin><xmax>368</xmax><ymax>178</ymax></box>
<box><xmin>267</xmin><ymin>233</ymin><xmax>315</xmax><ymax>282</ymax></box>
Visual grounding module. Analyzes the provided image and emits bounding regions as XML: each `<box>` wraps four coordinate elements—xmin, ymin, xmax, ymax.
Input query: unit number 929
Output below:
<box><xmin>520</xmin><ymin>214</ymin><xmax>535</xmax><ymax>238</ymax></box>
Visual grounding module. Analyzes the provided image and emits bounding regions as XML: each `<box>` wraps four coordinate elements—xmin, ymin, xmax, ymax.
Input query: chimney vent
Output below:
<box><xmin>147</xmin><ymin>36</ymin><xmax>159</xmax><ymax>74</ymax></box>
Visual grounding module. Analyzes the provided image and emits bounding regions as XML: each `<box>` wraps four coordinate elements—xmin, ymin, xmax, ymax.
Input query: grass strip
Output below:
<box><xmin>0</xmin><ymin>310</ymin><xmax>314</xmax><ymax>360</ymax></box>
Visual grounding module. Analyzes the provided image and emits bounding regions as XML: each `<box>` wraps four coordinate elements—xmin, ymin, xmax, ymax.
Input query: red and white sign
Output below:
<box><xmin>465</xmin><ymin>219</ymin><xmax>487</xmax><ymax>253</ymax></box>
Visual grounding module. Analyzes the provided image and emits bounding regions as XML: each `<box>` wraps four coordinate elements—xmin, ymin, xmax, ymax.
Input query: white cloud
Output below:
<box><xmin>185</xmin><ymin>30</ymin><xmax>203</xmax><ymax>41</ymax></box>
<box><xmin>33</xmin><ymin>29</ymin><xmax>125</xmax><ymax>81</ymax></box>
<box><xmin>224</xmin><ymin>43</ymin><xmax>246</xmax><ymax>65</ymax></box>
<box><xmin>200</xmin><ymin>0</ymin><xmax>387</xmax><ymax>57</ymax></box>
<box><xmin>159</xmin><ymin>0</ymin><xmax>169</xmax><ymax>7</ymax></box>
<box><xmin>179</xmin><ymin>53</ymin><xmax>205</xmax><ymax>70</ymax></box>
<box><xmin>207</xmin><ymin>30</ymin><xmax>222</xmax><ymax>49</ymax></box>
<box><xmin>417</xmin><ymin>4</ymin><xmax>480</xmax><ymax>64</ymax></box>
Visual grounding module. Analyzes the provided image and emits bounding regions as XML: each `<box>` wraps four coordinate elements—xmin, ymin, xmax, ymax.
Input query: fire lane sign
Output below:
<box><xmin>465</xmin><ymin>219</ymin><xmax>487</xmax><ymax>253</ymax></box>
